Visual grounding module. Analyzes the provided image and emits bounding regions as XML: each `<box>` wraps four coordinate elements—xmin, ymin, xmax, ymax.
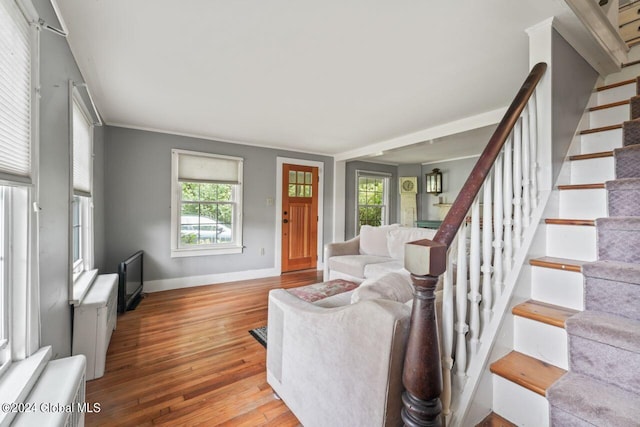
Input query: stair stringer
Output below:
<box><xmin>448</xmin><ymin>189</ymin><xmax>553</xmax><ymax>427</ymax></box>
<box><xmin>457</xmin><ymin>85</ymin><xmax>599</xmax><ymax>426</ymax></box>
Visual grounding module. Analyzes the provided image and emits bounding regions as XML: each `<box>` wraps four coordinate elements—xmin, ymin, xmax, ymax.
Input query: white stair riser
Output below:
<box><xmin>531</xmin><ymin>267</ymin><xmax>584</xmax><ymax>311</ymax></box>
<box><xmin>570</xmin><ymin>157</ymin><xmax>615</xmax><ymax>185</ymax></box>
<box><xmin>514</xmin><ymin>317</ymin><xmax>568</xmax><ymax>370</ymax></box>
<box><xmin>580</xmin><ymin>128</ymin><xmax>623</xmax><ymax>153</ymax></box>
<box><xmin>492</xmin><ymin>375</ymin><xmax>549</xmax><ymax>427</ymax></box>
<box><xmin>559</xmin><ymin>188</ymin><xmax>607</xmax><ymax>219</ymax></box>
<box><xmin>597</xmin><ymin>83</ymin><xmax>636</xmax><ymax>105</ymax></box>
<box><xmin>589</xmin><ymin>104</ymin><xmax>629</xmax><ymax>128</ymax></box>
<box><xmin>545</xmin><ymin>224</ymin><xmax>597</xmax><ymax>261</ymax></box>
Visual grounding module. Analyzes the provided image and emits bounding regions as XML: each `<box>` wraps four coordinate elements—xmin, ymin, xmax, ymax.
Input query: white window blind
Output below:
<box><xmin>72</xmin><ymin>98</ymin><xmax>92</xmax><ymax>196</ymax></box>
<box><xmin>0</xmin><ymin>0</ymin><xmax>31</xmax><ymax>182</ymax></box>
<box><xmin>177</xmin><ymin>152</ymin><xmax>242</xmax><ymax>184</ymax></box>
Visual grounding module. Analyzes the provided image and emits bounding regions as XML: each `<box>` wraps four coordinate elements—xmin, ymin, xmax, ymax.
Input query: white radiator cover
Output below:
<box><xmin>12</xmin><ymin>355</ymin><xmax>87</xmax><ymax>427</ymax></box>
<box><xmin>72</xmin><ymin>274</ymin><xmax>118</xmax><ymax>381</ymax></box>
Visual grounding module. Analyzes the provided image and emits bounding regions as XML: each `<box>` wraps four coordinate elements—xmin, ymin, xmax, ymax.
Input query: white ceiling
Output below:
<box><xmin>365</xmin><ymin>124</ymin><xmax>498</xmax><ymax>165</ymax></box>
<box><xmin>54</xmin><ymin>0</ymin><xmax>571</xmax><ymax>159</ymax></box>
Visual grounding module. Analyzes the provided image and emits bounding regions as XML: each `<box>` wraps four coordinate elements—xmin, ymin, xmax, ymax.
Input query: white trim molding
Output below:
<box><xmin>145</xmin><ymin>268</ymin><xmax>280</xmax><ymax>293</ymax></box>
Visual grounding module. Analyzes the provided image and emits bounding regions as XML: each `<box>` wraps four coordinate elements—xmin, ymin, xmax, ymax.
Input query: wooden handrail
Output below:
<box><xmin>433</xmin><ymin>62</ymin><xmax>547</xmax><ymax>251</ymax></box>
<box><xmin>400</xmin><ymin>62</ymin><xmax>547</xmax><ymax>427</ymax></box>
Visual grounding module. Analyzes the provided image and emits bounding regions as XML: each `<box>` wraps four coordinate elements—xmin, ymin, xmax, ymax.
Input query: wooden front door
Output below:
<box><xmin>281</xmin><ymin>164</ymin><xmax>319</xmax><ymax>273</ymax></box>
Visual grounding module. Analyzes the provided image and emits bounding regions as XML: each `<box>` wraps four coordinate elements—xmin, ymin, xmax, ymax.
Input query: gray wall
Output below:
<box><xmin>34</xmin><ymin>0</ymin><xmax>106</xmax><ymax>358</ymax></box>
<box><xmin>103</xmin><ymin>126</ymin><xmax>334</xmax><ymax>281</ymax></box>
<box><xmin>552</xmin><ymin>30</ymin><xmax>598</xmax><ymax>183</ymax></box>
<box><xmin>344</xmin><ymin>161</ymin><xmax>398</xmax><ymax>239</ymax></box>
<box><xmin>420</xmin><ymin>157</ymin><xmax>477</xmax><ymax>221</ymax></box>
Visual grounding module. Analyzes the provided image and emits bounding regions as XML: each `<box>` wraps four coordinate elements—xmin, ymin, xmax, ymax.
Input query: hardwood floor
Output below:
<box><xmin>86</xmin><ymin>270</ymin><xmax>323</xmax><ymax>426</ymax></box>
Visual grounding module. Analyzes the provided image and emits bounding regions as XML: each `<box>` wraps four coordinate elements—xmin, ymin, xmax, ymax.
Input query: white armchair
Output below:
<box><xmin>266</xmin><ymin>285</ymin><xmax>411</xmax><ymax>427</ymax></box>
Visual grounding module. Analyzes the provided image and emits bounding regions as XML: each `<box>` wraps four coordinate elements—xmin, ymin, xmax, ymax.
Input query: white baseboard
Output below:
<box><xmin>145</xmin><ymin>267</ymin><xmax>281</xmax><ymax>293</ymax></box>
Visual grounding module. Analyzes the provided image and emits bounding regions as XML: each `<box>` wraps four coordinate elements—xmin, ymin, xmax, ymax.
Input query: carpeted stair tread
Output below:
<box><xmin>622</xmin><ymin>119</ymin><xmax>640</xmax><ymax>146</ymax></box>
<box><xmin>512</xmin><ymin>300</ymin><xmax>577</xmax><ymax>328</ymax></box>
<box><xmin>583</xmin><ymin>261</ymin><xmax>640</xmax><ymax>321</ymax></box>
<box><xmin>615</xmin><ymin>144</ymin><xmax>640</xmax><ymax>178</ymax></box>
<box><xmin>529</xmin><ymin>256</ymin><xmax>585</xmax><ymax>272</ymax></box>
<box><xmin>490</xmin><ymin>351</ymin><xmax>565</xmax><ymax>396</ymax></box>
<box><xmin>631</xmin><ymin>95</ymin><xmax>640</xmax><ymax>119</ymax></box>
<box><xmin>547</xmin><ymin>372</ymin><xmax>640</xmax><ymax>427</ymax></box>
<box><xmin>595</xmin><ymin>216</ymin><xmax>640</xmax><ymax>230</ymax></box>
<box><xmin>605</xmin><ymin>177</ymin><xmax>640</xmax><ymax>190</ymax></box>
<box><xmin>596</xmin><ymin>217</ymin><xmax>640</xmax><ymax>263</ymax></box>
<box><xmin>606</xmin><ymin>178</ymin><xmax>640</xmax><ymax>217</ymax></box>
<box><xmin>582</xmin><ymin>260</ymin><xmax>640</xmax><ymax>284</ymax></box>
<box><xmin>566</xmin><ymin>311</ymin><xmax>640</xmax><ymax>354</ymax></box>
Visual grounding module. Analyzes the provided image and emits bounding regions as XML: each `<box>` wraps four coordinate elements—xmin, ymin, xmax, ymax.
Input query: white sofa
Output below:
<box><xmin>323</xmin><ymin>224</ymin><xmax>438</xmax><ymax>282</ymax></box>
<box><xmin>267</xmin><ymin>272</ymin><xmax>416</xmax><ymax>427</ymax></box>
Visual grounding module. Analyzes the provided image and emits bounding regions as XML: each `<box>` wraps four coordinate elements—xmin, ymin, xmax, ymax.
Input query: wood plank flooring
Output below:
<box><xmin>86</xmin><ymin>270</ymin><xmax>323</xmax><ymax>426</ymax></box>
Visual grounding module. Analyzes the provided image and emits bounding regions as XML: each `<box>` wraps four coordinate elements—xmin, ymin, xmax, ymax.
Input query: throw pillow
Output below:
<box><xmin>351</xmin><ymin>271</ymin><xmax>414</xmax><ymax>304</ymax></box>
<box><xmin>359</xmin><ymin>224</ymin><xmax>399</xmax><ymax>257</ymax></box>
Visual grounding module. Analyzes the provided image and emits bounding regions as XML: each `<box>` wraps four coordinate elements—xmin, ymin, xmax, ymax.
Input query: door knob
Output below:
<box><xmin>283</xmin><ymin>219</ymin><xmax>288</xmax><ymax>224</ymax></box>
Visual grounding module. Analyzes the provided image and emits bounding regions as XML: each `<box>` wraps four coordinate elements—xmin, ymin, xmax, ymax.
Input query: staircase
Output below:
<box><xmin>482</xmin><ymin>74</ymin><xmax>640</xmax><ymax>425</ymax></box>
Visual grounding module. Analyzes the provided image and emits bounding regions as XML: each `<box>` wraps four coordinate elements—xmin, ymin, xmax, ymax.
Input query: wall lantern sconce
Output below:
<box><xmin>425</xmin><ymin>168</ymin><xmax>443</xmax><ymax>194</ymax></box>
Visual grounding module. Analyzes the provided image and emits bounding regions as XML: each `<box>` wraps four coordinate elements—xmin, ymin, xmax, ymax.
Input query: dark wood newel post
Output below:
<box><xmin>401</xmin><ymin>274</ymin><xmax>443</xmax><ymax>427</ymax></box>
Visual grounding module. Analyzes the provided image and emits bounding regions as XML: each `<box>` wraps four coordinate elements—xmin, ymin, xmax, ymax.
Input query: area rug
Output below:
<box><xmin>249</xmin><ymin>325</ymin><xmax>268</xmax><ymax>348</ymax></box>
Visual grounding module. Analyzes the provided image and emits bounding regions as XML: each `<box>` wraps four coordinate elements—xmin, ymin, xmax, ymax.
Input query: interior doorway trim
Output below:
<box><xmin>275</xmin><ymin>157</ymin><xmax>324</xmax><ymax>274</ymax></box>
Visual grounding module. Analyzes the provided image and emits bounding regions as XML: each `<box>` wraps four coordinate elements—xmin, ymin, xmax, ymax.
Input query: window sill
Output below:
<box><xmin>0</xmin><ymin>346</ymin><xmax>51</xmax><ymax>426</ymax></box>
<box><xmin>171</xmin><ymin>245</ymin><xmax>243</xmax><ymax>258</ymax></box>
<box><xmin>70</xmin><ymin>269</ymin><xmax>98</xmax><ymax>306</ymax></box>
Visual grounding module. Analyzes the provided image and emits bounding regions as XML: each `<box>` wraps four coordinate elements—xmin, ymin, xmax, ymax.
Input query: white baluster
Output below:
<box><xmin>481</xmin><ymin>178</ymin><xmax>493</xmax><ymax>328</ymax></box>
<box><xmin>441</xmin><ymin>253</ymin><xmax>454</xmax><ymax>421</ymax></box>
<box><xmin>522</xmin><ymin>105</ymin><xmax>531</xmax><ymax>228</ymax></box>
<box><xmin>493</xmin><ymin>153</ymin><xmax>504</xmax><ymax>297</ymax></box>
<box><xmin>469</xmin><ymin>199</ymin><xmax>481</xmax><ymax>354</ymax></box>
<box><xmin>513</xmin><ymin>118</ymin><xmax>523</xmax><ymax>250</ymax></box>
<box><xmin>529</xmin><ymin>93</ymin><xmax>538</xmax><ymax>208</ymax></box>
<box><xmin>503</xmin><ymin>135</ymin><xmax>513</xmax><ymax>272</ymax></box>
<box><xmin>454</xmin><ymin>223</ymin><xmax>469</xmax><ymax>388</ymax></box>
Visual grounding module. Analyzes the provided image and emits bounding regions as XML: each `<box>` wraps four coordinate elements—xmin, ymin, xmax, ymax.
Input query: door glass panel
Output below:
<box><xmin>289</xmin><ymin>170</ymin><xmax>297</xmax><ymax>184</ymax></box>
<box><xmin>297</xmin><ymin>185</ymin><xmax>305</xmax><ymax>197</ymax></box>
<box><xmin>297</xmin><ymin>171</ymin><xmax>304</xmax><ymax>183</ymax></box>
<box><xmin>304</xmin><ymin>185</ymin><xmax>311</xmax><ymax>197</ymax></box>
<box><xmin>288</xmin><ymin>184</ymin><xmax>296</xmax><ymax>197</ymax></box>
<box><xmin>305</xmin><ymin>172</ymin><xmax>312</xmax><ymax>184</ymax></box>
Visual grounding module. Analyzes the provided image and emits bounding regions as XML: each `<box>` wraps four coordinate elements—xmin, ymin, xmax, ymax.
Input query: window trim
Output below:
<box><xmin>170</xmin><ymin>149</ymin><xmax>244</xmax><ymax>257</ymax></box>
<box><xmin>0</xmin><ymin>0</ymin><xmax>40</xmax><ymax>376</ymax></box>
<box><xmin>355</xmin><ymin>170</ymin><xmax>390</xmax><ymax>233</ymax></box>
<box><xmin>69</xmin><ymin>86</ymin><xmax>94</xmax><ymax>294</ymax></box>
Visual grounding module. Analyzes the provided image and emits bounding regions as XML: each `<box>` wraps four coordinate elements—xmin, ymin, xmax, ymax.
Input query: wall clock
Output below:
<box><xmin>399</xmin><ymin>177</ymin><xmax>418</xmax><ymax>194</ymax></box>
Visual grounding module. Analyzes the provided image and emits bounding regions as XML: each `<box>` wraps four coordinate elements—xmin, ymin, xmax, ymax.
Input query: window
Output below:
<box><xmin>0</xmin><ymin>0</ymin><xmax>38</xmax><ymax>371</ymax></box>
<box><xmin>171</xmin><ymin>149</ymin><xmax>243</xmax><ymax>257</ymax></box>
<box><xmin>356</xmin><ymin>171</ymin><xmax>390</xmax><ymax>232</ymax></box>
<box><xmin>71</xmin><ymin>93</ymin><xmax>94</xmax><ymax>280</ymax></box>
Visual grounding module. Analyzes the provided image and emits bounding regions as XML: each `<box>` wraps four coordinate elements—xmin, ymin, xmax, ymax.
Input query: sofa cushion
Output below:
<box><xmin>363</xmin><ymin>260</ymin><xmax>404</xmax><ymax>278</ymax></box>
<box><xmin>351</xmin><ymin>272</ymin><xmax>414</xmax><ymax>304</ymax></box>
<box><xmin>387</xmin><ymin>227</ymin><xmax>438</xmax><ymax>262</ymax></box>
<box><xmin>359</xmin><ymin>224</ymin><xmax>399</xmax><ymax>257</ymax></box>
<box><xmin>328</xmin><ymin>255</ymin><xmax>391</xmax><ymax>279</ymax></box>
